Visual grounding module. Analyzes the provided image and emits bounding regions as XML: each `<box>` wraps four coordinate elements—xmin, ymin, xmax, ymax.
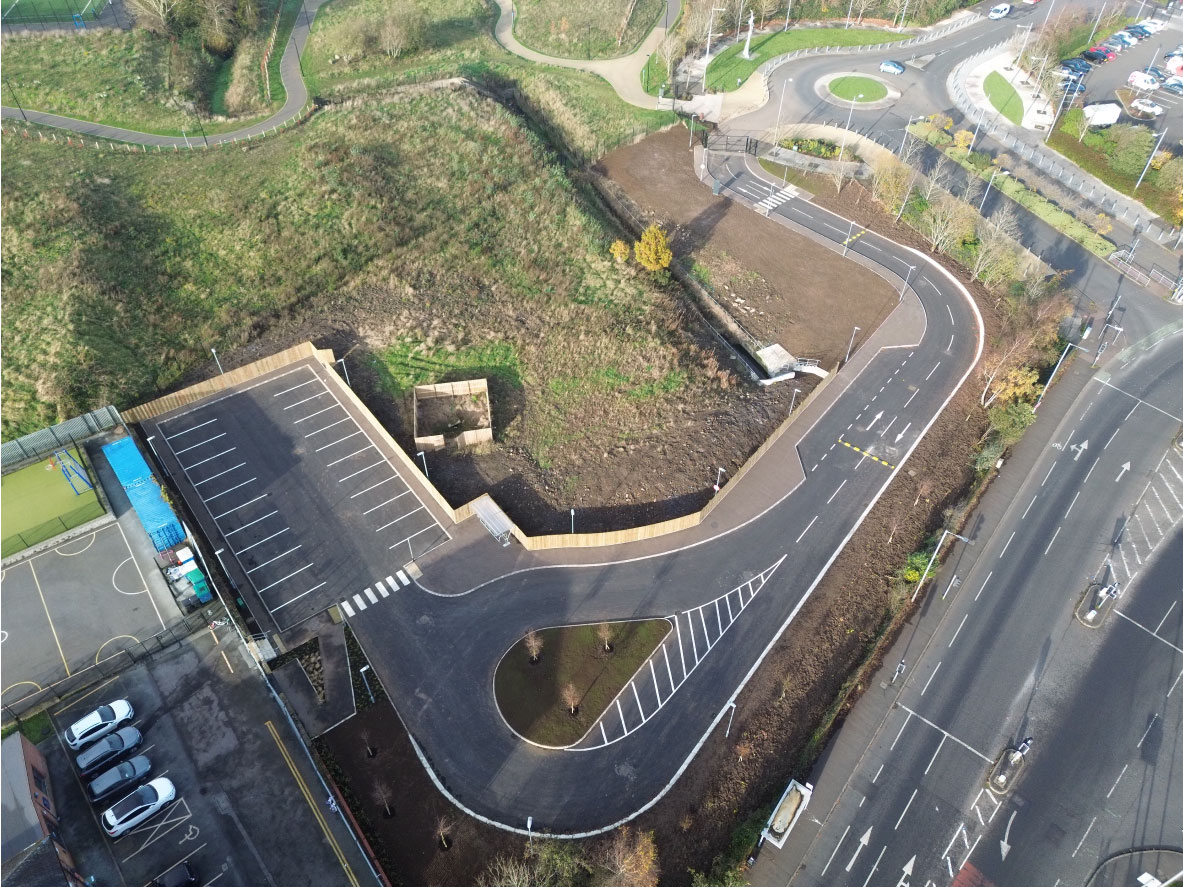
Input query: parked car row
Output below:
<box><xmin>66</xmin><ymin>699</ymin><xmax>175</xmax><ymax>839</ymax></box>
<box><xmin>1060</xmin><ymin>19</ymin><xmax>1171</xmax><ymax>76</ymax></box>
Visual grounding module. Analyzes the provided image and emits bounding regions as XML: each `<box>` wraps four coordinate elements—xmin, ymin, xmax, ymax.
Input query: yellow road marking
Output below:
<box><xmin>264</xmin><ymin>720</ymin><xmax>358</xmax><ymax>886</ymax></box>
<box><xmin>838</xmin><ymin>438</ymin><xmax>896</xmax><ymax>470</ymax></box>
<box><xmin>26</xmin><ymin>560</ymin><xmax>71</xmax><ymax>676</ymax></box>
<box><xmin>94</xmin><ymin>635</ymin><xmax>139</xmax><ymax>665</ymax></box>
<box><xmin>220</xmin><ymin>650</ymin><xmax>234</xmax><ymax>673</ymax></box>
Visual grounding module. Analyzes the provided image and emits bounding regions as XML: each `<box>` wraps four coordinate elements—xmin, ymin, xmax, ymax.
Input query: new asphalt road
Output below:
<box><xmin>756</xmin><ymin>329</ymin><xmax>1183</xmax><ymax>887</ymax></box>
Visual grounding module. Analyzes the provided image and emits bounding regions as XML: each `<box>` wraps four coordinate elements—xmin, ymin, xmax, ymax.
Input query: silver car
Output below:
<box><xmin>86</xmin><ymin>755</ymin><xmax>151</xmax><ymax>803</ymax></box>
<box><xmin>76</xmin><ymin>727</ymin><xmax>143</xmax><ymax>776</ymax></box>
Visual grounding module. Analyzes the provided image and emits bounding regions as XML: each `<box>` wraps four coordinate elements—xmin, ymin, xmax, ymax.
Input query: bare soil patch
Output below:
<box><xmin>593</xmin><ymin>126</ymin><xmax>899</xmax><ymax>367</ymax></box>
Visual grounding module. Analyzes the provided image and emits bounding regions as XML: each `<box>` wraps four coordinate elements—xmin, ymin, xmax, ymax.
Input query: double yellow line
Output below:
<box><xmin>265</xmin><ymin>720</ymin><xmax>359</xmax><ymax>886</ymax></box>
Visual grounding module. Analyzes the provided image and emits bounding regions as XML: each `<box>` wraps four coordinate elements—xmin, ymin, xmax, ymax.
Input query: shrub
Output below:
<box><xmin>634</xmin><ymin>224</ymin><xmax>673</xmax><ymax>272</ymax></box>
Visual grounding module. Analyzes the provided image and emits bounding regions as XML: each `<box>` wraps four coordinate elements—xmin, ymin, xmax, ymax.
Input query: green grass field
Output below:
<box><xmin>1</xmin><ymin>90</ymin><xmax>710</xmax><ymax>473</ymax></box>
<box><xmin>705</xmin><ymin>28</ymin><xmax>906</xmax><ymax>92</ymax></box>
<box><xmin>828</xmin><ymin>75</ymin><xmax>887</xmax><ymax>102</ymax></box>
<box><xmin>494</xmin><ymin>620</ymin><xmax>671</xmax><ymax>746</ymax></box>
<box><xmin>1</xmin><ymin>449</ymin><xmax>105</xmax><ymax>556</ymax></box>
<box><xmin>512</xmin><ymin>0</ymin><xmax>666</xmax><ymax>59</ymax></box>
<box><xmin>984</xmin><ymin>71</ymin><xmax>1023</xmax><ymax>126</ymax></box>
<box><xmin>2</xmin><ymin>0</ymin><xmax>105</xmax><ymax>24</ymax></box>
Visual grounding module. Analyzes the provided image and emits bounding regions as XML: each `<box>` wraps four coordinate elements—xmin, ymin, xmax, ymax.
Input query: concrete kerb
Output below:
<box><xmin>813</xmin><ymin>72</ymin><xmax>901</xmax><ymax>111</ymax></box>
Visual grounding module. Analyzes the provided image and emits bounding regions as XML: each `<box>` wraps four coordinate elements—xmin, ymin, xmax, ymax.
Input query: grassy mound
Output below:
<box><xmin>0</xmin><ymin>89</ymin><xmax>720</xmax><ymax>478</ymax></box>
<box><xmin>828</xmin><ymin>75</ymin><xmax>887</xmax><ymax>102</ymax></box>
<box><xmin>495</xmin><ymin>620</ymin><xmax>671</xmax><ymax>746</ymax></box>
<box><xmin>512</xmin><ymin>0</ymin><xmax>666</xmax><ymax>59</ymax></box>
<box><xmin>984</xmin><ymin>71</ymin><xmax>1023</xmax><ymax>126</ymax></box>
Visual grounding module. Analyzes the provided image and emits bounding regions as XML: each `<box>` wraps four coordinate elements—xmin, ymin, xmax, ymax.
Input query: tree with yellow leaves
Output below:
<box><xmin>610</xmin><ymin>239</ymin><xmax>631</xmax><ymax>263</ymax></box>
<box><xmin>600</xmin><ymin>828</ymin><xmax>659</xmax><ymax>887</ymax></box>
<box><xmin>634</xmin><ymin>225</ymin><xmax>673</xmax><ymax>272</ymax></box>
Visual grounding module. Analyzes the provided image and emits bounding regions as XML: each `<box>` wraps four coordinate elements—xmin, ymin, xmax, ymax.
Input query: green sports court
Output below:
<box><xmin>1</xmin><ymin>448</ymin><xmax>105</xmax><ymax>557</ymax></box>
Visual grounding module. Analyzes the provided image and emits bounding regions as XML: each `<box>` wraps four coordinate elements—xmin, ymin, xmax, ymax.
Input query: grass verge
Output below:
<box><xmin>0</xmin><ymin>710</ymin><xmax>54</xmax><ymax>743</ymax></box>
<box><xmin>704</xmin><ymin>27</ymin><xmax>905</xmax><ymax>92</ymax></box>
<box><xmin>512</xmin><ymin>0</ymin><xmax>666</xmax><ymax>59</ymax></box>
<box><xmin>828</xmin><ymin>74</ymin><xmax>886</xmax><ymax>102</ymax></box>
<box><xmin>493</xmin><ymin>619</ymin><xmax>671</xmax><ymax>746</ymax></box>
<box><xmin>983</xmin><ymin>70</ymin><xmax>1022</xmax><ymax>125</ymax></box>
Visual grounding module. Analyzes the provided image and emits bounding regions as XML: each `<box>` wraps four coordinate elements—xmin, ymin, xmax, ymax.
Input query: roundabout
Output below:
<box><xmin>814</xmin><ymin>71</ymin><xmax>900</xmax><ymax>111</ymax></box>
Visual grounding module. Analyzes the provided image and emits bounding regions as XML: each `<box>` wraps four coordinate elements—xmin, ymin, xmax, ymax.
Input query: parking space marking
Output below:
<box><xmin>265</xmin><ymin>721</ymin><xmax>359</xmax><ymax>886</ymax></box>
<box><xmin>338</xmin><ymin>460</ymin><xmax>385</xmax><ymax>483</ymax></box>
<box><xmin>23</xmin><ymin>560</ymin><xmax>71</xmax><ymax>676</ymax></box>
<box><xmin>376</xmin><ymin>506</ymin><xmax>427</xmax><ymax>533</ymax></box>
<box><xmin>173</xmin><ymin>433</ymin><xmax>228</xmax><ymax>456</ymax></box>
<box><xmin>245</xmin><ymin>546</ymin><xmax>303</xmax><ymax>574</ymax></box>
<box><xmin>315</xmin><ymin>431</ymin><xmax>363</xmax><ymax>452</ymax></box>
<box><xmin>118</xmin><ymin>798</ymin><xmax>193</xmax><ymax>862</ymax></box>
<box><xmin>350</xmin><ymin>476</ymin><xmax>398</xmax><ymax>498</ymax></box>
<box><xmin>256</xmin><ymin>564</ymin><xmax>315</xmax><ymax>594</ymax></box>
<box><xmin>326</xmin><ymin>446</ymin><xmax>375</xmax><ymax>468</ymax></box>
<box><xmin>224</xmin><ymin>510</ymin><xmax>279</xmax><ymax>537</ymax></box>
<box><xmin>193</xmin><ymin>462</ymin><xmax>247</xmax><ymax>487</ymax></box>
<box><xmin>270</xmin><ymin>582</ymin><xmax>326</xmax><ymax>613</ymax></box>
<box><xmin>181</xmin><ymin>448</ymin><xmax>237</xmax><ymax>472</ymax></box>
<box><xmin>235</xmin><ymin>528</ymin><xmax>290</xmax><ymax>555</ymax></box>
<box><xmin>304</xmin><ymin>418</ymin><xmax>350</xmax><ymax>438</ymax></box>
<box><xmin>282</xmin><ymin>391</ymin><xmax>329</xmax><ymax>411</ymax></box>
<box><xmin>214</xmin><ymin>494</ymin><xmax>268</xmax><ymax>521</ymax></box>
<box><xmin>293</xmin><ymin>405</ymin><xmax>338</xmax><ymax>425</ymax></box>
<box><xmin>142</xmin><ymin>842</ymin><xmax>207</xmax><ymax>887</ymax></box>
<box><xmin>164</xmin><ymin>418</ymin><xmax>217</xmax><ymax>439</ymax></box>
<box><xmin>273</xmin><ymin>379</ymin><xmax>318</xmax><ymax>398</ymax></box>
<box><xmin>362</xmin><ymin>491</ymin><xmax>410</xmax><ymax>515</ymax></box>
<box><xmin>202</xmin><ymin>477</ymin><xmax>257</xmax><ymax>502</ymax></box>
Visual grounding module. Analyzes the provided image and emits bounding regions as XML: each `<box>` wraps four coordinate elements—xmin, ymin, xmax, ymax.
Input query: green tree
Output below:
<box><xmin>634</xmin><ymin>225</ymin><xmax>673</xmax><ymax>272</ymax></box>
<box><xmin>1107</xmin><ymin>124</ymin><xmax>1157</xmax><ymax>177</ymax></box>
<box><xmin>987</xmin><ymin>400</ymin><xmax>1037</xmax><ymax>447</ymax></box>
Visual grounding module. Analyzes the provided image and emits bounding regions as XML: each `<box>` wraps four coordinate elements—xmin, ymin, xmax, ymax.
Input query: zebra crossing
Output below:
<box><xmin>571</xmin><ymin>556</ymin><xmax>786</xmax><ymax>749</ymax></box>
<box><xmin>756</xmin><ymin>184</ymin><xmax>800</xmax><ymax>214</ymax></box>
<box><xmin>338</xmin><ymin>570</ymin><xmax>412</xmax><ymax>618</ymax></box>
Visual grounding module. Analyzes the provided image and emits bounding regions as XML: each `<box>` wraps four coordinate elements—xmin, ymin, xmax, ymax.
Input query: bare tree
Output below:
<box><xmin>656</xmin><ymin>32</ymin><xmax>684</xmax><ymax>87</ymax></box>
<box><xmin>726</xmin><ymin>0</ymin><xmax>748</xmax><ymax>37</ymax></box>
<box><xmin>372</xmin><ymin>781</ymin><xmax>394</xmax><ymax>818</ymax></box>
<box><xmin>970</xmin><ymin>203</ymin><xmax>1021</xmax><ymax>285</ymax></box>
<box><xmin>436</xmin><ymin>814</ymin><xmax>455</xmax><ymax>850</ymax></box>
<box><xmin>600</xmin><ymin>828</ymin><xmax>659</xmax><ymax>887</ymax></box>
<box><xmin>525</xmin><ymin>630</ymin><xmax>542</xmax><ymax>662</ymax></box>
<box><xmin>918</xmin><ymin>191</ymin><xmax>966</xmax><ymax>254</ymax></box>
<box><xmin>127</xmin><ymin>0</ymin><xmax>178</xmax><ymax>33</ymax></box>
<box><xmin>851</xmin><ymin>0</ymin><xmax>875</xmax><ymax>24</ymax></box>
<box><xmin>562</xmin><ymin>682</ymin><xmax>580</xmax><ymax>714</ymax></box>
<box><xmin>887</xmin><ymin>518</ymin><xmax>901</xmax><ymax>545</ymax></box>
<box><xmin>887</xmin><ymin>0</ymin><xmax>909</xmax><ymax>26</ymax></box>
<box><xmin>380</xmin><ymin>0</ymin><xmax>427</xmax><ymax>58</ymax></box>
<box><xmin>597</xmin><ymin>622</ymin><xmax>614</xmax><ymax>652</ymax></box>
<box><xmin>476</xmin><ymin>857</ymin><xmax>535</xmax><ymax>887</ymax></box>
<box><xmin>755</xmin><ymin>0</ymin><xmax>779</xmax><ymax>27</ymax></box>
<box><xmin>914</xmin><ymin>479</ymin><xmax>933</xmax><ymax>507</ymax></box>
<box><xmin>919</xmin><ymin>155</ymin><xmax>953</xmax><ymax>203</ymax></box>
<box><xmin>360</xmin><ymin>729</ymin><xmax>377</xmax><ymax>758</ymax></box>
<box><xmin>197</xmin><ymin>0</ymin><xmax>234</xmax><ymax>51</ymax></box>
<box><xmin>683</xmin><ymin>0</ymin><xmax>714</xmax><ymax>45</ymax></box>
<box><xmin>962</xmin><ymin>174</ymin><xmax>984</xmax><ymax>208</ymax></box>
<box><xmin>736</xmin><ymin>739</ymin><xmax>752</xmax><ymax>761</ymax></box>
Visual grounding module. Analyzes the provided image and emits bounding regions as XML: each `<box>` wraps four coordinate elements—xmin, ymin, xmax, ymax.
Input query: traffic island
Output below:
<box><xmin>1075</xmin><ymin>580</ymin><xmax>1122</xmax><ymax>628</ymax></box>
<box><xmin>813</xmin><ymin>72</ymin><xmax>900</xmax><ymax>111</ymax></box>
<box><xmin>988</xmin><ymin>739</ymin><xmax>1032</xmax><ymax>795</ymax></box>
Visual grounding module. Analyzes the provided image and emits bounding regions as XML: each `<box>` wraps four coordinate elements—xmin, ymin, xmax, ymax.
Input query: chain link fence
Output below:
<box><xmin>1</xmin><ymin>405</ymin><xmax>122</xmax><ymax>472</ymax></box>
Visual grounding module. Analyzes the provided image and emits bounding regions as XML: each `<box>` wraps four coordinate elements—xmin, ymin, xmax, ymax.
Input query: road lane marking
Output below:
<box><xmin>946</xmin><ymin>304</ymin><xmax>955</xmax><ymax>325</ymax></box>
<box><xmin>894</xmin><ymin>788</ymin><xmax>918</xmax><ymax>830</ymax></box>
<box><xmin>891</xmin><ymin>710</ymin><xmax>911</xmax><ymax>750</ymax></box>
<box><xmin>1072</xmin><ymin>816</ymin><xmax>1097</xmax><ymax>857</ymax></box>
<box><xmin>265</xmin><ymin>721</ymin><xmax>359</xmax><ymax>886</ymax></box>
<box><xmin>1044</xmin><ymin>526</ymin><xmax>1061</xmax><ymax>555</ymax></box>
<box><xmin>827</xmin><ymin>479</ymin><xmax>847</xmax><ymax>504</ymax></box>
<box><xmin>1065</xmin><ymin>490</ymin><xmax>1080</xmax><ymax>517</ymax></box>
<box><xmin>1042</xmin><ymin>462</ymin><xmax>1056</xmax><ymax>486</ymax></box>
<box><xmin>632</xmin><ymin>682</ymin><xmax>646</xmax><ymax>721</ymax></box>
<box><xmin>1137</xmin><ymin>713</ymin><xmax>1158</xmax><ymax>748</ymax></box>
<box><xmin>999</xmin><ymin>531</ymin><xmax>1016</xmax><ymax>558</ymax></box>
<box><xmin>663</xmin><ymin>644</ymin><xmax>676</xmax><ymax>692</ymax></box>
<box><xmin>949</xmin><ymin>614</ymin><xmax>968</xmax><ymax>647</ymax></box>
<box><xmin>1104</xmin><ymin>428</ymin><xmax>1120</xmax><ymax>450</ymax></box>
<box><xmin>1023</xmin><ymin>495</ymin><xmax>1037</xmax><ymax>518</ymax></box>
<box><xmin>921</xmin><ymin>661</ymin><xmax>942</xmax><ymax>695</ymax></box>
<box><xmin>861</xmin><ymin>845</ymin><xmax>886</xmax><ymax>887</ymax></box>
<box><xmin>974</xmin><ymin>571</ymin><xmax>992</xmax><ymax>601</ymax></box>
<box><xmin>900</xmin><ymin>704</ymin><xmax>991</xmax><ymax>762</ymax></box>
<box><xmin>926</xmin><ymin>361</ymin><xmax>941</xmax><ymax>380</ymax></box>
<box><xmin>1106</xmin><ymin>763</ymin><xmax>1128</xmax><ymax>798</ymax></box>
<box><xmin>925</xmin><ymin>734</ymin><xmax>946</xmax><ymax>774</ymax></box>
<box><xmin>795</xmin><ymin>515</ymin><xmax>819</xmax><ymax>543</ymax></box>
<box><xmin>821</xmin><ymin>825</ymin><xmax>850</xmax><ymax>876</ymax></box>
<box><xmin>1157</xmin><ymin>601</ymin><xmax>1178</xmax><ymax>634</ymax></box>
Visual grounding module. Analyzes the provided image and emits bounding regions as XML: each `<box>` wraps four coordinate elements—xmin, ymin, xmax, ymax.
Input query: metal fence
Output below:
<box><xmin>1</xmin><ymin>405</ymin><xmax>122</xmax><ymax>471</ymax></box>
<box><xmin>0</xmin><ymin>604</ymin><xmax>224</xmax><ymax>723</ymax></box>
<box><xmin>0</xmin><ymin>499</ymin><xmax>107</xmax><ymax>558</ymax></box>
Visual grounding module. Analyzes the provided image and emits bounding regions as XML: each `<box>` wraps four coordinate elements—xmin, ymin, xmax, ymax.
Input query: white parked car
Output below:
<box><xmin>1128</xmin><ymin>71</ymin><xmax>1160</xmax><ymax>91</ymax></box>
<box><xmin>1137</xmin><ymin>18</ymin><xmax>1167</xmax><ymax>32</ymax></box>
<box><xmin>102</xmin><ymin>778</ymin><xmax>176</xmax><ymax>838</ymax></box>
<box><xmin>1131</xmin><ymin>98</ymin><xmax>1165</xmax><ymax>116</ymax></box>
<box><xmin>64</xmin><ymin>700</ymin><xmax>134</xmax><ymax>750</ymax></box>
<box><xmin>989</xmin><ymin>3</ymin><xmax>1012</xmax><ymax>18</ymax></box>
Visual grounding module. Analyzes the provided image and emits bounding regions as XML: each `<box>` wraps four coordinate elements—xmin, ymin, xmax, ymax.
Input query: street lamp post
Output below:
<box><xmin>1136</xmin><ymin>127</ymin><xmax>1168</xmax><ymax>189</ymax></box>
<box><xmin>704</xmin><ymin>6</ymin><xmax>726</xmax><ymax>62</ymax></box>
<box><xmin>211</xmin><ymin>347</ymin><xmax>224</xmax><ymax>374</ymax></box>
<box><xmin>845</xmin><ymin>325</ymin><xmax>860</xmax><ymax>364</ymax></box>
<box><xmin>838</xmin><ymin>93</ymin><xmax>863</xmax><ymax>165</ymax></box>
<box><xmin>1033</xmin><ymin>341</ymin><xmax>1082</xmax><ymax>410</ymax></box>
<box><xmin>783</xmin><ymin>0</ymin><xmax>792</xmax><ymax>30</ymax></box>
<box><xmin>979</xmin><ymin>168</ymin><xmax>1009</xmax><ymax>213</ymax></box>
<box><xmin>570</xmin><ymin>508</ymin><xmax>575</xmax><ymax>533</ymax></box>
<box><xmin>911</xmin><ymin>529</ymin><xmax>974</xmax><ymax>602</ymax></box>
<box><xmin>790</xmin><ymin>387</ymin><xmax>801</xmax><ymax>413</ymax></box>
<box><xmin>336</xmin><ymin>357</ymin><xmax>351</xmax><ymax>387</ymax></box>
<box><xmin>773</xmin><ymin>77</ymin><xmax>793</xmax><ymax>145</ymax></box>
<box><xmin>359</xmin><ymin>665</ymin><xmax>375</xmax><ymax>704</ymax></box>
<box><xmin>417</xmin><ymin>450</ymin><xmax>429</xmax><ymax>478</ymax></box>
<box><xmin>714</xmin><ymin>466</ymin><xmax>726</xmax><ymax>493</ymax></box>
<box><xmin>5</xmin><ymin>78</ymin><xmax>28</xmax><ymax>122</ymax></box>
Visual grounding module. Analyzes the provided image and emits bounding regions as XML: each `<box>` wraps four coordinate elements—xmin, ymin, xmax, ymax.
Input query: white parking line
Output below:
<box><xmin>386</xmin><ymin>524</ymin><xmax>440</xmax><ymax>551</ymax></box>
<box><xmin>203</xmin><ymin>477</ymin><xmax>257</xmax><ymax>502</ymax></box>
<box><xmin>173</xmin><ymin>432</ymin><xmax>228</xmax><ymax>456</ymax></box>
<box><xmin>375</xmin><ymin>505</ymin><xmax>427</xmax><ymax>533</ymax></box>
<box><xmin>272</xmin><ymin>379</ymin><xmax>317</xmax><ymax>398</ymax></box>
<box><xmin>326</xmin><ymin>446</ymin><xmax>375</xmax><ymax>468</ymax></box>
<box><xmin>224</xmin><ymin>510</ymin><xmax>279</xmax><ymax>536</ymax></box>
<box><xmin>293</xmin><ymin>405</ymin><xmax>338</xmax><ymax>424</ymax></box>
<box><xmin>193</xmin><ymin>462</ymin><xmax>246</xmax><ymax>486</ymax></box>
<box><xmin>350</xmin><ymin>476</ymin><xmax>398</xmax><ymax>498</ymax></box>
<box><xmin>213</xmin><ymin>494</ymin><xmax>268</xmax><ymax>520</ymax></box>
<box><xmin>246</xmin><ymin>546</ymin><xmax>302</xmax><ymax>573</ymax></box>
<box><xmin>282</xmin><ymin>391</ymin><xmax>328</xmax><ymax>410</ymax></box>
<box><xmin>315</xmin><ymin>431</ymin><xmax>363</xmax><ymax>452</ymax></box>
<box><xmin>182</xmin><ymin>447</ymin><xmax>237</xmax><ymax>471</ymax></box>
<box><xmin>255</xmin><ymin>563</ymin><xmax>314</xmax><ymax>594</ymax></box>
<box><xmin>165</xmin><ymin>418</ymin><xmax>217</xmax><ymax>439</ymax></box>
<box><xmin>268</xmin><ymin>580</ymin><xmax>326</xmax><ymax>613</ymax></box>
<box><xmin>338</xmin><ymin>460</ymin><xmax>385</xmax><ymax>483</ymax></box>
<box><xmin>234</xmin><ymin>528</ymin><xmax>290</xmax><ymax>555</ymax></box>
<box><xmin>304</xmin><ymin>417</ymin><xmax>350</xmax><ymax>438</ymax></box>
<box><xmin>362</xmin><ymin>491</ymin><xmax>411</xmax><ymax>515</ymax></box>
<box><xmin>632</xmin><ymin>682</ymin><xmax>646</xmax><ymax>721</ymax></box>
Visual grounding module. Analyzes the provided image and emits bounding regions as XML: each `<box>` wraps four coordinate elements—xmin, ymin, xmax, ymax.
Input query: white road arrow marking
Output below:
<box><xmin>1000</xmin><ymin>810</ymin><xmax>1017</xmax><ymax>860</ymax></box>
<box><xmin>846</xmin><ymin>827</ymin><xmax>872</xmax><ymax>872</ymax></box>
<box><xmin>896</xmin><ymin>855</ymin><xmax>916</xmax><ymax>887</ymax></box>
<box><xmin>1071</xmin><ymin>440</ymin><xmax>1089</xmax><ymax>461</ymax></box>
<box><xmin>1116</xmin><ymin>461</ymin><xmax>1131</xmax><ymax>482</ymax></box>
<box><xmin>867</xmin><ymin>411</ymin><xmax>884</xmax><ymax>431</ymax></box>
<box><xmin>895</xmin><ymin>422</ymin><xmax>912</xmax><ymax>444</ymax></box>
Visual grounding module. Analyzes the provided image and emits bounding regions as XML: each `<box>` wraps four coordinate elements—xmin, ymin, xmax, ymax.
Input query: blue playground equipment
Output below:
<box><xmin>55</xmin><ymin>449</ymin><xmax>94</xmax><ymax>495</ymax></box>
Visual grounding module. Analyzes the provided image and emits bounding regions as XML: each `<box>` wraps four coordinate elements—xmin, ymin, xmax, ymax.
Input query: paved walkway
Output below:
<box><xmin>965</xmin><ymin>47</ymin><xmax>1054</xmax><ymax>129</ymax></box>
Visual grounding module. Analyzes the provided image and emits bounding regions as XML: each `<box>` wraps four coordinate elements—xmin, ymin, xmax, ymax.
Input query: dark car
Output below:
<box><xmin>152</xmin><ymin>861</ymin><xmax>198</xmax><ymax>887</ymax></box>
<box><xmin>1060</xmin><ymin>81</ymin><xmax>1087</xmax><ymax>96</ymax></box>
<box><xmin>1062</xmin><ymin>57</ymin><xmax>1092</xmax><ymax>72</ymax></box>
<box><xmin>1081</xmin><ymin>49</ymin><xmax>1110</xmax><ymax>63</ymax></box>
<box><xmin>1145</xmin><ymin>65</ymin><xmax>1170</xmax><ymax>83</ymax></box>
<box><xmin>86</xmin><ymin>756</ymin><xmax>151</xmax><ymax>804</ymax></box>
<box><xmin>1161</xmin><ymin>81</ymin><xmax>1183</xmax><ymax>96</ymax></box>
<box><xmin>1126</xmin><ymin>24</ymin><xmax>1153</xmax><ymax>37</ymax></box>
<box><xmin>76</xmin><ymin>727</ymin><xmax>143</xmax><ymax>776</ymax></box>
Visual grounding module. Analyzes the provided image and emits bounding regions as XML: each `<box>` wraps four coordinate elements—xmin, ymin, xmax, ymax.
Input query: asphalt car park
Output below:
<box><xmin>44</xmin><ymin>625</ymin><xmax>368</xmax><ymax>886</ymax></box>
<box><xmin>1</xmin><ymin>520</ymin><xmax>174</xmax><ymax>710</ymax></box>
<box><xmin>145</xmin><ymin>360</ymin><xmax>450</xmax><ymax>635</ymax></box>
<box><xmin>1063</xmin><ymin>16</ymin><xmax>1180</xmax><ymax>128</ymax></box>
